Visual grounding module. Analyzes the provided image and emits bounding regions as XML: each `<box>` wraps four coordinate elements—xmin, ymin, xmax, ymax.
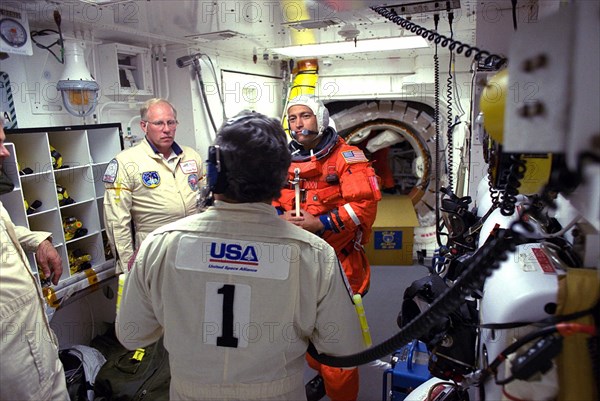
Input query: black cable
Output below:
<box><xmin>511</xmin><ymin>0</ymin><xmax>519</xmax><ymax>31</ymax></box>
<box><xmin>446</xmin><ymin>11</ymin><xmax>455</xmax><ymax>193</ymax></box>
<box><xmin>433</xmin><ymin>13</ymin><xmax>444</xmax><ymax>248</ymax></box>
<box><xmin>370</xmin><ymin>6</ymin><xmax>507</xmax><ymax>68</ymax></box>
<box><xmin>308</xmin><ymin>227</ymin><xmax>519</xmax><ymax>367</ymax></box>
<box><xmin>30</xmin><ymin>9</ymin><xmax>65</xmax><ymax>64</ymax></box>
<box><xmin>464</xmin><ymin>60</ymin><xmax>477</xmax><ymax>198</ymax></box>
<box><xmin>30</xmin><ymin>29</ymin><xmax>64</xmax><ymax>64</ymax></box>
<box><xmin>499</xmin><ymin>154</ymin><xmax>526</xmax><ymax>216</ymax></box>
<box><xmin>308</xmin><ymin>179</ymin><xmax>569</xmax><ymax>369</ymax></box>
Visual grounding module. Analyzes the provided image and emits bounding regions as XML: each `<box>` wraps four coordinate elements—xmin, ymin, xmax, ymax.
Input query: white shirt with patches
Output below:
<box><xmin>116</xmin><ymin>201</ymin><xmax>366</xmax><ymax>401</ymax></box>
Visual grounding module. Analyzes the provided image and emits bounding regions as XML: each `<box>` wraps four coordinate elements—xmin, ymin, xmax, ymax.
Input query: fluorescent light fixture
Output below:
<box><xmin>271</xmin><ymin>36</ymin><xmax>428</xmax><ymax>57</ymax></box>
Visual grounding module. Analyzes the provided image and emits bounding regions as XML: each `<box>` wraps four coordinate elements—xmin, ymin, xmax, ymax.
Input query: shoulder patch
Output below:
<box><xmin>102</xmin><ymin>159</ymin><xmax>119</xmax><ymax>183</ymax></box>
<box><xmin>141</xmin><ymin>171</ymin><xmax>161</xmax><ymax>188</ymax></box>
<box><xmin>341</xmin><ymin>150</ymin><xmax>368</xmax><ymax>164</ymax></box>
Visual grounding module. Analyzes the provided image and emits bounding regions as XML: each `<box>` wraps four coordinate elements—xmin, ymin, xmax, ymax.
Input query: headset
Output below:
<box><xmin>205</xmin><ymin>145</ymin><xmax>228</xmax><ymax>194</ymax></box>
<box><xmin>199</xmin><ymin>145</ymin><xmax>226</xmax><ymax>208</ymax></box>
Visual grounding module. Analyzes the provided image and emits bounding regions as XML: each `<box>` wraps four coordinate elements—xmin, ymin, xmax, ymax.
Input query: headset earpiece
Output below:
<box><xmin>206</xmin><ymin>145</ymin><xmax>228</xmax><ymax>194</ymax></box>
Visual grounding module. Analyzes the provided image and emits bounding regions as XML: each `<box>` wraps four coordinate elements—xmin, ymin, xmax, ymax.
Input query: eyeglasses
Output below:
<box><xmin>144</xmin><ymin>120</ymin><xmax>179</xmax><ymax>128</ymax></box>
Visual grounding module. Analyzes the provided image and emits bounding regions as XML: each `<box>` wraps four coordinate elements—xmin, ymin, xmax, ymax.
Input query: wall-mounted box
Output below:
<box><xmin>364</xmin><ymin>195</ymin><xmax>419</xmax><ymax>265</ymax></box>
<box><xmin>97</xmin><ymin>43</ymin><xmax>154</xmax><ymax>97</ymax></box>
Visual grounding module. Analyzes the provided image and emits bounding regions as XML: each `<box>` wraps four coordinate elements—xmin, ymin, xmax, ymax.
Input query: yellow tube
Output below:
<box><xmin>283</xmin><ymin>59</ymin><xmax>319</xmax><ymax>134</ymax></box>
<box><xmin>279</xmin><ymin>1</ymin><xmax>321</xmax><ymax>133</ymax></box>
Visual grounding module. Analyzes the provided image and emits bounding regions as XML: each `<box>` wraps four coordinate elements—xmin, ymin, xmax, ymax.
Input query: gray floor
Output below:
<box><xmin>304</xmin><ymin>263</ymin><xmax>431</xmax><ymax>401</ymax></box>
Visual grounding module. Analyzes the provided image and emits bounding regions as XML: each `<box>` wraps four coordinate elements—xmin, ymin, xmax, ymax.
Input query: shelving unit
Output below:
<box><xmin>1</xmin><ymin>123</ymin><xmax>123</xmax><ymax>296</ymax></box>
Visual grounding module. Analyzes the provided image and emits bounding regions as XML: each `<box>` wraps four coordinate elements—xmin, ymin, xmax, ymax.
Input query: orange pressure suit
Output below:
<box><xmin>273</xmin><ymin>127</ymin><xmax>381</xmax><ymax>401</ymax></box>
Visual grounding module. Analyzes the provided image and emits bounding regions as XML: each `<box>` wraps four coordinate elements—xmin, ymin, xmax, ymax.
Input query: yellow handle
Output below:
<box><xmin>353</xmin><ymin>294</ymin><xmax>372</xmax><ymax>347</ymax></box>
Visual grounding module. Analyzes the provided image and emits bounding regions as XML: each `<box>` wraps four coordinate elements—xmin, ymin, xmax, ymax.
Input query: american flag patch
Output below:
<box><xmin>341</xmin><ymin>150</ymin><xmax>368</xmax><ymax>164</ymax></box>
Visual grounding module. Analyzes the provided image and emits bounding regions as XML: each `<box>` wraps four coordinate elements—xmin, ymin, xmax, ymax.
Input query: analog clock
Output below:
<box><xmin>0</xmin><ymin>18</ymin><xmax>28</xmax><ymax>48</ymax></box>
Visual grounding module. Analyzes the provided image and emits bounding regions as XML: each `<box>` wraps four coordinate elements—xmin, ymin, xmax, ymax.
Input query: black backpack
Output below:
<box><xmin>93</xmin><ymin>336</ymin><xmax>170</xmax><ymax>401</ymax></box>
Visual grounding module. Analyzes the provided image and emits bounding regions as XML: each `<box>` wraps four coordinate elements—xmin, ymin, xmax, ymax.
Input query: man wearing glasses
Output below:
<box><xmin>103</xmin><ymin>98</ymin><xmax>204</xmax><ymax>274</ymax></box>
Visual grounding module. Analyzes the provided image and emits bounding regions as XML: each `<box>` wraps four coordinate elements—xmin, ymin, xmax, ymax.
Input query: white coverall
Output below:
<box><xmin>103</xmin><ymin>138</ymin><xmax>203</xmax><ymax>273</ymax></box>
<box><xmin>0</xmin><ymin>202</ymin><xmax>69</xmax><ymax>401</ymax></box>
<box><xmin>117</xmin><ymin>201</ymin><xmax>366</xmax><ymax>401</ymax></box>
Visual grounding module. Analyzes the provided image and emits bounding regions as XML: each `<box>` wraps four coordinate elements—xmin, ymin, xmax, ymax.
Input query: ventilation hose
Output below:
<box><xmin>282</xmin><ymin>58</ymin><xmax>319</xmax><ymax>135</ymax></box>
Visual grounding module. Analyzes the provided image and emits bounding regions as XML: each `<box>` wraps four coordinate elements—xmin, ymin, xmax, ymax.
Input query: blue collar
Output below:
<box><xmin>146</xmin><ymin>137</ymin><xmax>183</xmax><ymax>156</ymax></box>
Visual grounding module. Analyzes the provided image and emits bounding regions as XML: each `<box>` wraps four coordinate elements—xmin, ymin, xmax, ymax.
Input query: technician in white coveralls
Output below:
<box><xmin>103</xmin><ymin>98</ymin><xmax>204</xmax><ymax>274</ymax></box>
<box><xmin>116</xmin><ymin>111</ymin><xmax>366</xmax><ymax>400</ymax></box>
<box><xmin>0</xmin><ymin>121</ymin><xmax>69</xmax><ymax>400</ymax></box>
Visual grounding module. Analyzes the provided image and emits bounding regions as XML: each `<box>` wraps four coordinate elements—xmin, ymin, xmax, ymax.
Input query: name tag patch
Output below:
<box><xmin>175</xmin><ymin>235</ymin><xmax>291</xmax><ymax>280</ymax></box>
<box><xmin>180</xmin><ymin>160</ymin><xmax>199</xmax><ymax>174</ymax></box>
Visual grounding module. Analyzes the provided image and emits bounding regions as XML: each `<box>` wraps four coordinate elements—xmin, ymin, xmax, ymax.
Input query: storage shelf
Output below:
<box><xmin>66</xmin><ymin>231</ymin><xmax>100</xmax><ymax>245</ymax></box>
<box><xmin>27</xmin><ymin>207</ymin><xmax>58</xmax><ymax>218</ymax></box>
<box><xmin>1</xmin><ymin>123</ymin><xmax>123</xmax><ymax>295</ymax></box>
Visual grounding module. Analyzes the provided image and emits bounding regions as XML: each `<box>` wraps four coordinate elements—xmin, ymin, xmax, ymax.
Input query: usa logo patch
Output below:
<box><xmin>141</xmin><ymin>171</ymin><xmax>160</xmax><ymax>188</ymax></box>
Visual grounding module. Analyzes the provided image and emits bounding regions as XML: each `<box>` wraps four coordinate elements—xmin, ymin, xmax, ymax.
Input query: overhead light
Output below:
<box><xmin>56</xmin><ymin>40</ymin><xmax>99</xmax><ymax>118</ymax></box>
<box><xmin>281</xmin><ymin>18</ymin><xmax>342</xmax><ymax>30</ymax></box>
<box><xmin>271</xmin><ymin>36</ymin><xmax>428</xmax><ymax>58</ymax></box>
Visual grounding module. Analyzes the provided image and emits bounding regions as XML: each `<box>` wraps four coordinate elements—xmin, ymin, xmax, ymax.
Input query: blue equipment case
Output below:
<box><xmin>383</xmin><ymin>340</ymin><xmax>432</xmax><ymax>401</ymax></box>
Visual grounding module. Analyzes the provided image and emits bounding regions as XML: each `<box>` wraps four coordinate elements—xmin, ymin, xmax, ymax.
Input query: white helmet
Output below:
<box><xmin>287</xmin><ymin>95</ymin><xmax>330</xmax><ymax>137</ymax></box>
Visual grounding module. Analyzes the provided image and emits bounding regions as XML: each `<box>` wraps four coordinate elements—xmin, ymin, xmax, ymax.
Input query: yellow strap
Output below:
<box><xmin>132</xmin><ymin>348</ymin><xmax>145</xmax><ymax>362</ymax></box>
<box><xmin>84</xmin><ymin>268</ymin><xmax>99</xmax><ymax>285</ymax></box>
<box><xmin>42</xmin><ymin>286</ymin><xmax>59</xmax><ymax>308</ymax></box>
<box><xmin>353</xmin><ymin>294</ymin><xmax>372</xmax><ymax>347</ymax></box>
<box><xmin>557</xmin><ymin>268</ymin><xmax>599</xmax><ymax>401</ymax></box>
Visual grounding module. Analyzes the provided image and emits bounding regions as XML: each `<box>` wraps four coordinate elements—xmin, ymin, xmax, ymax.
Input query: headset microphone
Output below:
<box><xmin>291</xmin><ymin>129</ymin><xmax>319</xmax><ymax>137</ymax></box>
<box><xmin>176</xmin><ymin>53</ymin><xmax>202</xmax><ymax>68</ymax></box>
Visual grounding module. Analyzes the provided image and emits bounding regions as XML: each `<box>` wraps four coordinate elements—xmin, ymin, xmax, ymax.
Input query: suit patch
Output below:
<box><xmin>175</xmin><ymin>235</ymin><xmax>290</xmax><ymax>280</ymax></box>
<box><xmin>341</xmin><ymin>150</ymin><xmax>368</xmax><ymax>164</ymax></box>
<box><xmin>180</xmin><ymin>160</ymin><xmax>199</xmax><ymax>174</ymax></box>
<box><xmin>102</xmin><ymin>159</ymin><xmax>118</xmax><ymax>183</ymax></box>
<box><xmin>141</xmin><ymin>171</ymin><xmax>160</xmax><ymax>188</ymax></box>
<box><xmin>188</xmin><ymin>173</ymin><xmax>199</xmax><ymax>191</ymax></box>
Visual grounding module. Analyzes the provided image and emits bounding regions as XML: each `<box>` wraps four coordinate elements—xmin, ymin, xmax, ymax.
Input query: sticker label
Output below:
<box><xmin>532</xmin><ymin>248</ymin><xmax>556</xmax><ymax>274</ymax></box>
<box><xmin>374</xmin><ymin>230</ymin><xmax>403</xmax><ymax>250</ymax></box>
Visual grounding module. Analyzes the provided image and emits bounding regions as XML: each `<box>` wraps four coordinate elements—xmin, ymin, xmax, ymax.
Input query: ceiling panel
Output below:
<box><xmin>18</xmin><ymin>0</ymin><xmax>480</xmax><ymax>62</ymax></box>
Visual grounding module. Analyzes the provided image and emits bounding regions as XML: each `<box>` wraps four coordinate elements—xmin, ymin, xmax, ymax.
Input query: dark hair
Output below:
<box><xmin>215</xmin><ymin>111</ymin><xmax>291</xmax><ymax>202</ymax></box>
